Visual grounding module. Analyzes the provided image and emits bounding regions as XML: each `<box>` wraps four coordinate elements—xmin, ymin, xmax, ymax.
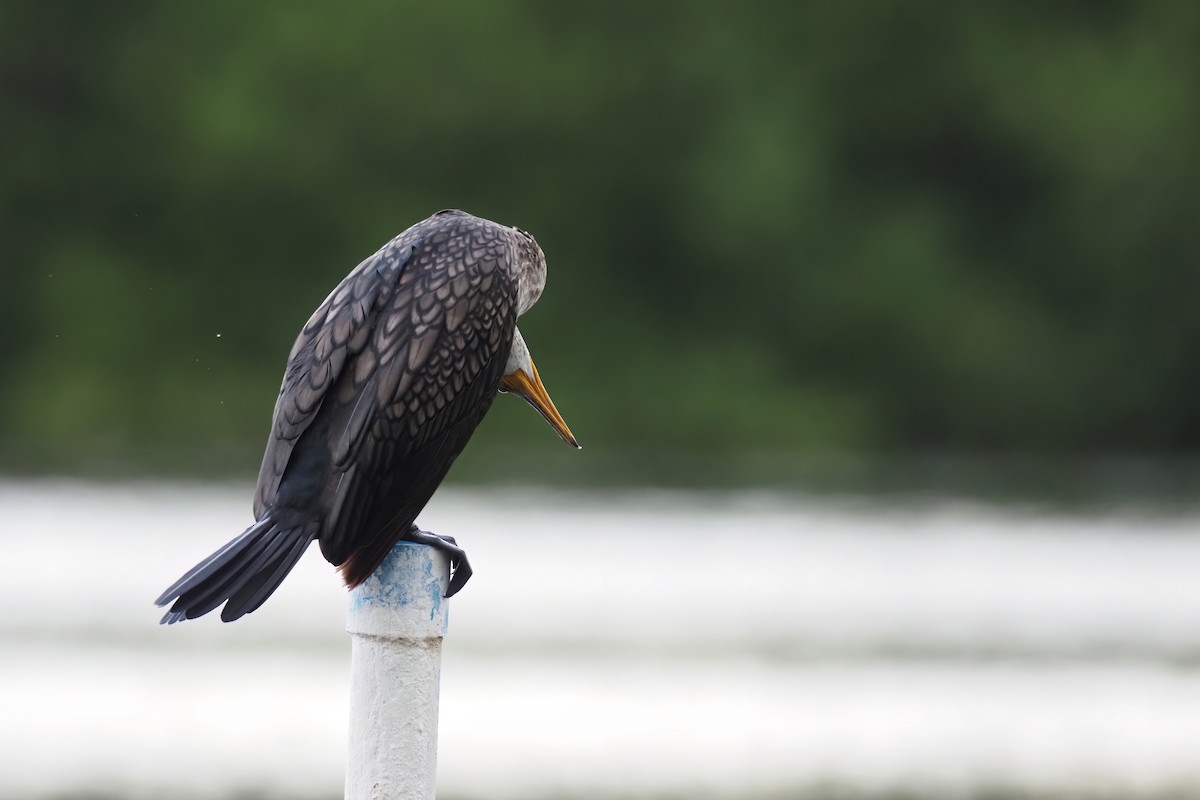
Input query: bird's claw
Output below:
<box><xmin>402</xmin><ymin>525</ymin><xmax>472</xmax><ymax>597</ymax></box>
<box><xmin>445</xmin><ymin>553</ymin><xmax>472</xmax><ymax>598</ymax></box>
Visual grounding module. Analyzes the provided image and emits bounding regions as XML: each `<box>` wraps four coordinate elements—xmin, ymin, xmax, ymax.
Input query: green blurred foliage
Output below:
<box><xmin>2</xmin><ymin>1</ymin><xmax>1199</xmax><ymax>482</ymax></box>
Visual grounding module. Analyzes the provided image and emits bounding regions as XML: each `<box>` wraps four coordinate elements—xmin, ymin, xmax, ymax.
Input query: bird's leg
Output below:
<box><xmin>400</xmin><ymin>524</ymin><xmax>472</xmax><ymax>597</ymax></box>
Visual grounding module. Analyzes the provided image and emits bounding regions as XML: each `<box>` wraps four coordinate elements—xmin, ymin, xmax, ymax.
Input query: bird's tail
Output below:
<box><xmin>155</xmin><ymin>514</ymin><xmax>316</xmax><ymax>624</ymax></box>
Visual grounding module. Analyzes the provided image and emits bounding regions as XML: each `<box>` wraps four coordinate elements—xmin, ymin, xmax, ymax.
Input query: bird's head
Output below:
<box><xmin>511</xmin><ymin>227</ymin><xmax>547</xmax><ymax>315</ymax></box>
<box><xmin>499</xmin><ymin>327</ymin><xmax>580</xmax><ymax>449</ymax></box>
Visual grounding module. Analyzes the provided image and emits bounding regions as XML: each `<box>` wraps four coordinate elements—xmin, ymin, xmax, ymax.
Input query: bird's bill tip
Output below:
<box><xmin>499</xmin><ymin>363</ymin><xmax>580</xmax><ymax>449</ymax></box>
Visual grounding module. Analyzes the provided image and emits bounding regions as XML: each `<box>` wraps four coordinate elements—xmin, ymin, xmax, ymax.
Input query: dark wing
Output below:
<box><xmin>252</xmin><ymin>233</ymin><xmax>419</xmax><ymax>519</ymax></box>
<box><xmin>255</xmin><ymin>212</ymin><xmax>519</xmax><ymax>586</ymax></box>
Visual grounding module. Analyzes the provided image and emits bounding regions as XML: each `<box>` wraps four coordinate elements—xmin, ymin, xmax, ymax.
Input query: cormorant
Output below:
<box><xmin>155</xmin><ymin>210</ymin><xmax>578</xmax><ymax>623</ymax></box>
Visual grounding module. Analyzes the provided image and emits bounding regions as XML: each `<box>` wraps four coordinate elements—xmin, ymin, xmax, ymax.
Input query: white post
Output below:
<box><xmin>346</xmin><ymin>543</ymin><xmax>450</xmax><ymax>800</ymax></box>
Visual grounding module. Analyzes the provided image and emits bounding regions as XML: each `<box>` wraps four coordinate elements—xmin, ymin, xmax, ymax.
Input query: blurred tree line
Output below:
<box><xmin>2</xmin><ymin>1</ymin><xmax>1199</xmax><ymax>484</ymax></box>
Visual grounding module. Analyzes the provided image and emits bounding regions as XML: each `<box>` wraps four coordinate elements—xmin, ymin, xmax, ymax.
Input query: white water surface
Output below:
<box><xmin>1</xmin><ymin>480</ymin><xmax>1199</xmax><ymax>798</ymax></box>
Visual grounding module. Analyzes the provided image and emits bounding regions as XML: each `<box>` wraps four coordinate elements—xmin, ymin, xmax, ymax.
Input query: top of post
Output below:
<box><xmin>346</xmin><ymin>542</ymin><xmax>450</xmax><ymax>639</ymax></box>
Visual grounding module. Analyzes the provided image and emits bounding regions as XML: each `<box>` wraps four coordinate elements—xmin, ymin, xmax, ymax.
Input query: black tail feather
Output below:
<box><xmin>179</xmin><ymin>524</ymin><xmax>293</xmax><ymax>619</ymax></box>
<box><xmin>223</xmin><ymin>530</ymin><xmax>316</xmax><ymax>621</ymax></box>
<box><xmin>155</xmin><ymin>515</ymin><xmax>315</xmax><ymax>624</ymax></box>
<box><xmin>154</xmin><ymin>521</ymin><xmax>265</xmax><ymax>605</ymax></box>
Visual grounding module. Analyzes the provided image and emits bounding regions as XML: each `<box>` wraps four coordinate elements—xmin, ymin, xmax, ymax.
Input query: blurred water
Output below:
<box><xmin>1</xmin><ymin>479</ymin><xmax>1199</xmax><ymax>799</ymax></box>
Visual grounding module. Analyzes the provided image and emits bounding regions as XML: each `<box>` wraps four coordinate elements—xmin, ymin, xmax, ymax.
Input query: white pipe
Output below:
<box><xmin>345</xmin><ymin>543</ymin><xmax>450</xmax><ymax>800</ymax></box>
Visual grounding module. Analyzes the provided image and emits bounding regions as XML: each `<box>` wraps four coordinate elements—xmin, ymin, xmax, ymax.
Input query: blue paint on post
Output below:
<box><xmin>347</xmin><ymin>542</ymin><xmax>450</xmax><ymax>637</ymax></box>
<box><xmin>422</xmin><ymin>556</ymin><xmax>443</xmax><ymax>621</ymax></box>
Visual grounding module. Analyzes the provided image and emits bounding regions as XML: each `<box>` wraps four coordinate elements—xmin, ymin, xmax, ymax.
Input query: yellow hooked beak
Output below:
<box><xmin>499</xmin><ymin>360</ymin><xmax>581</xmax><ymax>449</ymax></box>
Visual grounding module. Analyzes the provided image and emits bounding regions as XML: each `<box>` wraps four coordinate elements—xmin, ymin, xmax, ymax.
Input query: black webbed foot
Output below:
<box><xmin>401</xmin><ymin>525</ymin><xmax>472</xmax><ymax>597</ymax></box>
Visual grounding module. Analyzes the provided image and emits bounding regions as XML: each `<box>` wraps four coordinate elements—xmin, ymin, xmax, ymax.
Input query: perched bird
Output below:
<box><xmin>156</xmin><ymin>209</ymin><xmax>579</xmax><ymax>623</ymax></box>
